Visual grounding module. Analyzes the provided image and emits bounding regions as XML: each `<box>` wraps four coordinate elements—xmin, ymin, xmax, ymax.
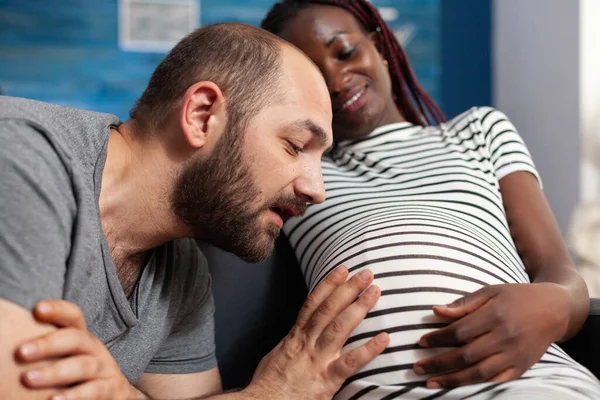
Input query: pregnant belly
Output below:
<box><xmin>317</xmin><ymin>251</ymin><xmax>520</xmax><ymax>387</ymax></box>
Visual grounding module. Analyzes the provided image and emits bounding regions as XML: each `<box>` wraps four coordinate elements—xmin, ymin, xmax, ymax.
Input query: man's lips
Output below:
<box><xmin>270</xmin><ymin>204</ymin><xmax>301</xmax><ymax>220</ymax></box>
<box><xmin>268</xmin><ymin>204</ymin><xmax>302</xmax><ymax>229</ymax></box>
<box><xmin>269</xmin><ymin>209</ymin><xmax>284</xmax><ymax>229</ymax></box>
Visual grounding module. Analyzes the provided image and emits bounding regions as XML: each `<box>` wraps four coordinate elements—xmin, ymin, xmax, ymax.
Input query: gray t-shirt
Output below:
<box><xmin>0</xmin><ymin>96</ymin><xmax>217</xmax><ymax>383</ymax></box>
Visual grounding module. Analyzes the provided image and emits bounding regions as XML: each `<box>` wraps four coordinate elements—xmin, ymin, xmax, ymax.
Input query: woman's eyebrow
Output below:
<box><xmin>326</xmin><ymin>31</ymin><xmax>348</xmax><ymax>47</ymax></box>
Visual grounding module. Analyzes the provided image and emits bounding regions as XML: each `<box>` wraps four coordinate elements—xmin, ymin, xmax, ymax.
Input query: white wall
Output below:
<box><xmin>579</xmin><ymin>0</ymin><xmax>600</xmax><ymax>202</ymax></box>
<box><xmin>493</xmin><ymin>0</ymin><xmax>580</xmax><ymax>234</ymax></box>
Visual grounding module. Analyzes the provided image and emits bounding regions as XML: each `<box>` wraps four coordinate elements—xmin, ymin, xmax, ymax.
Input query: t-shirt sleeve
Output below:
<box><xmin>0</xmin><ymin>119</ymin><xmax>75</xmax><ymax>309</ymax></box>
<box><xmin>477</xmin><ymin>107</ymin><xmax>542</xmax><ymax>187</ymax></box>
<box><xmin>144</xmin><ymin>242</ymin><xmax>217</xmax><ymax>375</ymax></box>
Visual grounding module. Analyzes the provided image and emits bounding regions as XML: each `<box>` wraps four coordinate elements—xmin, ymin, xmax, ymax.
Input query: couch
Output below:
<box><xmin>202</xmin><ymin>239</ymin><xmax>600</xmax><ymax>390</ymax></box>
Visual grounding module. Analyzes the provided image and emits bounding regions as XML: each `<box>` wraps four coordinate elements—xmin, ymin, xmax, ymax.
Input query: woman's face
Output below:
<box><xmin>278</xmin><ymin>5</ymin><xmax>402</xmax><ymax>141</ymax></box>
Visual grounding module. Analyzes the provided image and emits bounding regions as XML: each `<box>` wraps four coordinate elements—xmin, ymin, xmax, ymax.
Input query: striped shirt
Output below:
<box><xmin>284</xmin><ymin>107</ymin><xmax>600</xmax><ymax>399</ymax></box>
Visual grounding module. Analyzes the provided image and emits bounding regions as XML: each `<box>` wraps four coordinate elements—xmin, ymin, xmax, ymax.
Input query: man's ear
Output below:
<box><xmin>179</xmin><ymin>81</ymin><xmax>227</xmax><ymax>149</ymax></box>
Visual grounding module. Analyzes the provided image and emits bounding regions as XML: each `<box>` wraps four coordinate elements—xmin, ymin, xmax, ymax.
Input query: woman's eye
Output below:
<box><xmin>338</xmin><ymin>47</ymin><xmax>356</xmax><ymax>61</ymax></box>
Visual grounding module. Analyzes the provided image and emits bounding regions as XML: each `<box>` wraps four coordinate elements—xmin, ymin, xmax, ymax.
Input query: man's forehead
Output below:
<box><xmin>276</xmin><ymin>46</ymin><xmax>332</xmax><ymax>139</ymax></box>
<box><xmin>280</xmin><ymin>45</ymin><xmax>324</xmax><ymax>89</ymax></box>
<box><xmin>279</xmin><ymin>55</ymin><xmax>331</xmax><ymax>109</ymax></box>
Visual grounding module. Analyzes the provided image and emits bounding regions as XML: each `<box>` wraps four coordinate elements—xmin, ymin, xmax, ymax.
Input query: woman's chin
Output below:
<box><xmin>334</xmin><ymin>113</ymin><xmax>380</xmax><ymax>141</ymax></box>
<box><xmin>334</xmin><ymin>100</ymin><xmax>386</xmax><ymax>139</ymax></box>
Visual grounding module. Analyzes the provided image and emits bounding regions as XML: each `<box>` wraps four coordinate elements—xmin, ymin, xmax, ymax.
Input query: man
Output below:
<box><xmin>0</xmin><ymin>23</ymin><xmax>388</xmax><ymax>399</ymax></box>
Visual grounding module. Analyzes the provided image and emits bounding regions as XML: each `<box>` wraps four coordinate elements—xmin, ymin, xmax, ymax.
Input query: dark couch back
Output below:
<box><xmin>202</xmin><ymin>237</ymin><xmax>307</xmax><ymax>389</ymax></box>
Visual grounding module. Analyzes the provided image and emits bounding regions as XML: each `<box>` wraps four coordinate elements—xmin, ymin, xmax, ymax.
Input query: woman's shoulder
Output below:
<box><xmin>442</xmin><ymin>106</ymin><xmax>513</xmax><ymax>132</ymax></box>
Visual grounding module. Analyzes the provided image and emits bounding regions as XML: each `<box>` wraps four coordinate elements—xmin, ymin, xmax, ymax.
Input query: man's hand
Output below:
<box><xmin>413</xmin><ymin>283</ymin><xmax>571</xmax><ymax>389</ymax></box>
<box><xmin>16</xmin><ymin>300</ymin><xmax>145</xmax><ymax>400</ymax></box>
<box><xmin>245</xmin><ymin>265</ymin><xmax>389</xmax><ymax>400</ymax></box>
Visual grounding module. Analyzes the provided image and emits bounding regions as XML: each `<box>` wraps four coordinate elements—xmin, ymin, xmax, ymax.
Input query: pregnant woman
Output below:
<box><xmin>262</xmin><ymin>1</ymin><xmax>600</xmax><ymax>398</ymax></box>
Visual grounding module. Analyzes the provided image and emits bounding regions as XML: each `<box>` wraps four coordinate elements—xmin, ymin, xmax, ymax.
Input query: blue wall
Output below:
<box><xmin>0</xmin><ymin>0</ymin><xmax>488</xmax><ymax>122</ymax></box>
<box><xmin>0</xmin><ymin>0</ymin><xmax>163</xmax><ymax>119</ymax></box>
<box><xmin>440</xmin><ymin>0</ymin><xmax>492</xmax><ymax>118</ymax></box>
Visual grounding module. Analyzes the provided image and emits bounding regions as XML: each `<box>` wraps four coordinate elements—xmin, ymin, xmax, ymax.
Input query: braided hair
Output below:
<box><xmin>261</xmin><ymin>0</ymin><xmax>446</xmax><ymax>126</ymax></box>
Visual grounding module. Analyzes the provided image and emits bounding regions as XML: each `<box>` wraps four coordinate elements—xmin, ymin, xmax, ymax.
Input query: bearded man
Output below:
<box><xmin>0</xmin><ymin>23</ymin><xmax>387</xmax><ymax>400</ymax></box>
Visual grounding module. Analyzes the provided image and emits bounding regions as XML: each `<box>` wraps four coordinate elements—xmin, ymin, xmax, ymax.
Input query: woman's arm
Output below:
<box><xmin>500</xmin><ymin>171</ymin><xmax>589</xmax><ymax>340</ymax></box>
<box><xmin>412</xmin><ymin>171</ymin><xmax>590</xmax><ymax>388</ymax></box>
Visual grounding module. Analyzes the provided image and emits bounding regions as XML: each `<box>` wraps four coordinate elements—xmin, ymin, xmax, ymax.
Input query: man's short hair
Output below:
<box><xmin>130</xmin><ymin>23</ymin><xmax>285</xmax><ymax>132</ymax></box>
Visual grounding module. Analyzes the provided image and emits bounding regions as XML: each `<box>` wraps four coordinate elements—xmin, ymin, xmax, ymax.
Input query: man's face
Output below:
<box><xmin>172</xmin><ymin>46</ymin><xmax>333</xmax><ymax>262</ymax></box>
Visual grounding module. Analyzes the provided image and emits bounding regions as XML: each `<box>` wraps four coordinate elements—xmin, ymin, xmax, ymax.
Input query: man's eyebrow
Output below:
<box><xmin>288</xmin><ymin>119</ymin><xmax>333</xmax><ymax>153</ymax></box>
<box><xmin>326</xmin><ymin>31</ymin><xmax>347</xmax><ymax>47</ymax></box>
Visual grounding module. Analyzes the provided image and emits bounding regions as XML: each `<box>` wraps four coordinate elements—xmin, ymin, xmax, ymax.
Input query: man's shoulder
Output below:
<box><xmin>0</xmin><ymin>95</ymin><xmax>115</xmax><ymax>123</ymax></box>
<box><xmin>0</xmin><ymin>96</ymin><xmax>121</xmax><ymax>160</ymax></box>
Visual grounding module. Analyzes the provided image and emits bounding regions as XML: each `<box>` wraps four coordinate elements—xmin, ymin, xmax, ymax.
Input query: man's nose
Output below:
<box><xmin>294</xmin><ymin>162</ymin><xmax>326</xmax><ymax>205</ymax></box>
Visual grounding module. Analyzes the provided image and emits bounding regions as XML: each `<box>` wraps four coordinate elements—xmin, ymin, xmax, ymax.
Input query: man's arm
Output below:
<box><xmin>0</xmin><ymin>120</ymin><xmax>75</xmax><ymax>311</ymax></box>
<box><xmin>21</xmin><ymin>267</ymin><xmax>388</xmax><ymax>400</ymax></box>
<box><xmin>0</xmin><ymin>119</ymin><xmax>76</xmax><ymax>396</ymax></box>
<box><xmin>0</xmin><ymin>299</ymin><xmax>58</xmax><ymax>399</ymax></box>
<box><xmin>14</xmin><ymin>300</ymin><xmax>219</xmax><ymax>400</ymax></box>
<box><xmin>15</xmin><ymin>300</ymin><xmax>146</xmax><ymax>399</ymax></box>
<box><xmin>140</xmin><ymin>241</ymin><xmax>220</xmax><ymax>392</ymax></box>
<box><xmin>137</xmin><ymin>369</ymin><xmax>222</xmax><ymax>399</ymax></box>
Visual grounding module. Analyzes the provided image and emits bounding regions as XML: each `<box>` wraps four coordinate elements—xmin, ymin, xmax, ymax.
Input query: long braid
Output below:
<box><xmin>261</xmin><ymin>0</ymin><xmax>446</xmax><ymax>126</ymax></box>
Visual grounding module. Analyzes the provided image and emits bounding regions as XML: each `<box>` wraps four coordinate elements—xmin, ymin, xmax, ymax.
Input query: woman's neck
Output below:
<box><xmin>378</xmin><ymin>101</ymin><xmax>407</xmax><ymax>127</ymax></box>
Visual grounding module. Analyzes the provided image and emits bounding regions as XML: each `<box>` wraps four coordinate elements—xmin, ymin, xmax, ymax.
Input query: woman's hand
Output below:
<box><xmin>413</xmin><ymin>283</ymin><xmax>572</xmax><ymax>389</ymax></box>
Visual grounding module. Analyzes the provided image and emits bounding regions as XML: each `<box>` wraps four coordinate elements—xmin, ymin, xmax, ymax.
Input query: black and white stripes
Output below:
<box><xmin>283</xmin><ymin>107</ymin><xmax>600</xmax><ymax>399</ymax></box>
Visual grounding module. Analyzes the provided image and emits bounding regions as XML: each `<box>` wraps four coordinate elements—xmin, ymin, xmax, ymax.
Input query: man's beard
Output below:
<box><xmin>170</xmin><ymin>121</ymin><xmax>306</xmax><ymax>263</ymax></box>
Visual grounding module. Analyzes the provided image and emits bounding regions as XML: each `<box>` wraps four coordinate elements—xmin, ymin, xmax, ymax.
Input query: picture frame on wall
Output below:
<box><xmin>119</xmin><ymin>0</ymin><xmax>199</xmax><ymax>52</ymax></box>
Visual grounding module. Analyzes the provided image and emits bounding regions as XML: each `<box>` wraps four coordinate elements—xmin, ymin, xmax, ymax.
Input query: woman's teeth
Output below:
<box><xmin>342</xmin><ymin>87</ymin><xmax>365</xmax><ymax>110</ymax></box>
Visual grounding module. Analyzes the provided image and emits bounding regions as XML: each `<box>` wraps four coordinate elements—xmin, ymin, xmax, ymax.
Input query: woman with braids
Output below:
<box><xmin>261</xmin><ymin>1</ymin><xmax>600</xmax><ymax>399</ymax></box>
